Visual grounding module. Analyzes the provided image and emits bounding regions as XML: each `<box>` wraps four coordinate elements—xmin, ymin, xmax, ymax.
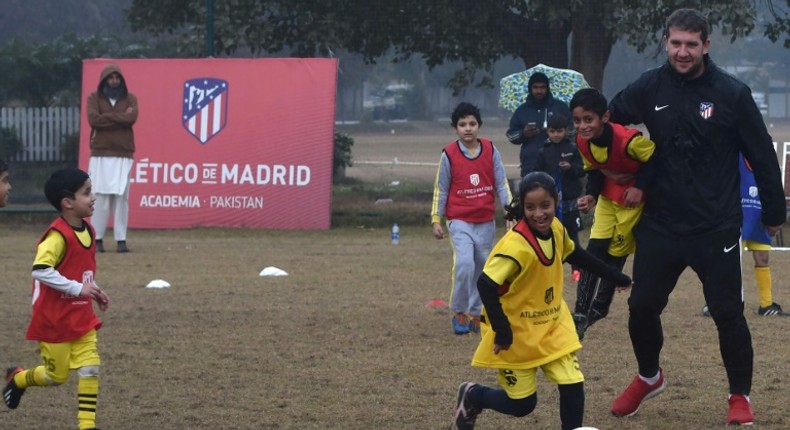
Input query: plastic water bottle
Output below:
<box><xmin>391</xmin><ymin>223</ymin><xmax>400</xmax><ymax>245</ymax></box>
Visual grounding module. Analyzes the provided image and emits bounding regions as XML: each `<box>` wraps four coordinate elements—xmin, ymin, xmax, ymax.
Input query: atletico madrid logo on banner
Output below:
<box><xmin>182</xmin><ymin>78</ymin><xmax>229</xmax><ymax>144</ymax></box>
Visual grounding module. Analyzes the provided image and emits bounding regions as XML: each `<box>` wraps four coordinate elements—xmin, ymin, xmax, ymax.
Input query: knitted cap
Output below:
<box><xmin>528</xmin><ymin>72</ymin><xmax>550</xmax><ymax>89</ymax></box>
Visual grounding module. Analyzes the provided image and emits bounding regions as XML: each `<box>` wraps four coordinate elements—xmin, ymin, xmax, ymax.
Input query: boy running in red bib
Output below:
<box><xmin>570</xmin><ymin>88</ymin><xmax>656</xmax><ymax>340</ymax></box>
<box><xmin>3</xmin><ymin>168</ymin><xmax>110</xmax><ymax>430</ymax></box>
<box><xmin>432</xmin><ymin>102</ymin><xmax>513</xmax><ymax>335</ymax></box>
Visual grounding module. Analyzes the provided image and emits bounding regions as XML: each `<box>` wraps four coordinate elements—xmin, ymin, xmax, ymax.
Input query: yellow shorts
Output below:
<box><xmin>38</xmin><ymin>329</ymin><xmax>101</xmax><ymax>383</ymax></box>
<box><xmin>743</xmin><ymin>239</ymin><xmax>770</xmax><ymax>252</ymax></box>
<box><xmin>590</xmin><ymin>196</ymin><xmax>643</xmax><ymax>257</ymax></box>
<box><xmin>497</xmin><ymin>352</ymin><xmax>584</xmax><ymax>399</ymax></box>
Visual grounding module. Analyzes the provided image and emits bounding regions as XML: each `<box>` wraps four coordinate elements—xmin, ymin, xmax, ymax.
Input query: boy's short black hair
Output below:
<box><xmin>0</xmin><ymin>159</ymin><xmax>7</xmax><ymax>174</ymax></box>
<box><xmin>570</xmin><ymin>88</ymin><xmax>608</xmax><ymax>117</ymax></box>
<box><xmin>547</xmin><ymin>114</ymin><xmax>567</xmax><ymax>130</ymax></box>
<box><xmin>44</xmin><ymin>168</ymin><xmax>90</xmax><ymax>212</ymax></box>
<box><xmin>665</xmin><ymin>8</ymin><xmax>710</xmax><ymax>42</ymax></box>
<box><xmin>451</xmin><ymin>102</ymin><xmax>482</xmax><ymax>128</ymax></box>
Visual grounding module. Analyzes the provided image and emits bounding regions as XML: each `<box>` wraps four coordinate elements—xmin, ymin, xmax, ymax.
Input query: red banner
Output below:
<box><xmin>79</xmin><ymin>58</ymin><xmax>337</xmax><ymax>230</ymax></box>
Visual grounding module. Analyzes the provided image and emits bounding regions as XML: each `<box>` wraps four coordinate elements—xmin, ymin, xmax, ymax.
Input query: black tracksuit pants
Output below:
<box><xmin>629</xmin><ymin>222</ymin><xmax>752</xmax><ymax>395</ymax></box>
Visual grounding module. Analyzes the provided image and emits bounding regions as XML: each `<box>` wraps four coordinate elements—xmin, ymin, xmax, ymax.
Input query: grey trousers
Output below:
<box><xmin>447</xmin><ymin>219</ymin><xmax>495</xmax><ymax>317</ymax></box>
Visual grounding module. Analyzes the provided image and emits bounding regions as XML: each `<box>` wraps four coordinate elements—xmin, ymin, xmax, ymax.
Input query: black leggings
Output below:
<box><xmin>470</xmin><ymin>382</ymin><xmax>584</xmax><ymax>430</ymax></box>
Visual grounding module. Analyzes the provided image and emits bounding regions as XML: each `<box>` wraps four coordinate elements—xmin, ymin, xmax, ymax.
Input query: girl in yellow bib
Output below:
<box><xmin>451</xmin><ymin>172</ymin><xmax>632</xmax><ymax>430</ymax></box>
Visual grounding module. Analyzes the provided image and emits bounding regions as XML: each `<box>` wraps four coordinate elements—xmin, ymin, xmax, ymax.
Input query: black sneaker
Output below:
<box><xmin>757</xmin><ymin>302</ymin><xmax>790</xmax><ymax>316</ymax></box>
<box><xmin>95</xmin><ymin>239</ymin><xmax>104</xmax><ymax>253</ymax></box>
<box><xmin>702</xmin><ymin>305</ymin><xmax>711</xmax><ymax>317</ymax></box>
<box><xmin>3</xmin><ymin>367</ymin><xmax>25</xmax><ymax>409</ymax></box>
<box><xmin>117</xmin><ymin>241</ymin><xmax>130</xmax><ymax>253</ymax></box>
<box><xmin>452</xmin><ymin>382</ymin><xmax>480</xmax><ymax>430</ymax></box>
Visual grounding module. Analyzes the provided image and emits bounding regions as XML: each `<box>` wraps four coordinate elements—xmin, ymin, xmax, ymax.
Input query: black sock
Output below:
<box><xmin>558</xmin><ymin>382</ymin><xmax>584</xmax><ymax>430</ymax></box>
<box><xmin>471</xmin><ymin>384</ymin><xmax>537</xmax><ymax>417</ymax></box>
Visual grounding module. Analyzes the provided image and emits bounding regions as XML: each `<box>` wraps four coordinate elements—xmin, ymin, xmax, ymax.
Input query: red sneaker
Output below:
<box><xmin>611</xmin><ymin>369</ymin><xmax>666</xmax><ymax>417</ymax></box>
<box><xmin>726</xmin><ymin>394</ymin><xmax>754</xmax><ymax>426</ymax></box>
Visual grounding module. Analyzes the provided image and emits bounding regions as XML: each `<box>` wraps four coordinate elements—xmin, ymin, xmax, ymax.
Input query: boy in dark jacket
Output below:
<box><xmin>535</xmin><ymin>114</ymin><xmax>585</xmax><ymax>281</ymax></box>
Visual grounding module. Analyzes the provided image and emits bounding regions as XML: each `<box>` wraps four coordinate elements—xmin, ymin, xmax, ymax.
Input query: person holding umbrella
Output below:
<box><xmin>506</xmin><ymin>72</ymin><xmax>573</xmax><ymax>178</ymax></box>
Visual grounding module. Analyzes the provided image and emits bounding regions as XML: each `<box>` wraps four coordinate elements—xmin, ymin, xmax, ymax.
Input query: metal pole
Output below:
<box><xmin>206</xmin><ymin>0</ymin><xmax>214</xmax><ymax>57</ymax></box>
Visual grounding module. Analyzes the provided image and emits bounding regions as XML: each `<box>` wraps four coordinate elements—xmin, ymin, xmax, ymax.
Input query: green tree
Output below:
<box><xmin>0</xmin><ymin>0</ymin><xmax>135</xmax><ymax>45</ymax></box>
<box><xmin>0</xmin><ymin>33</ymin><xmax>174</xmax><ymax>106</ymax></box>
<box><xmin>0</xmin><ymin>126</ymin><xmax>23</xmax><ymax>160</ymax></box>
<box><xmin>333</xmin><ymin>131</ymin><xmax>353</xmax><ymax>182</ymax></box>
<box><xmin>126</xmin><ymin>0</ymin><xmax>790</xmax><ymax>90</ymax></box>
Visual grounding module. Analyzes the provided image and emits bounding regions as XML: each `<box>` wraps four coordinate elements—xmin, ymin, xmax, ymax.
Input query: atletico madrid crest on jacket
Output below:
<box><xmin>182</xmin><ymin>78</ymin><xmax>229</xmax><ymax>144</ymax></box>
<box><xmin>699</xmin><ymin>102</ymin><xmax>714</xmax><ymax>119</ymax></box>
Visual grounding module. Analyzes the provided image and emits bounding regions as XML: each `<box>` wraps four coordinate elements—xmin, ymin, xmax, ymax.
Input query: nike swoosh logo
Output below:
<box><xmin>654</xmin><ymin>104</ymin><xmax>670</xmax><ymax>111</ymax></box>
<box><xmin>723</xmin><ymin>243</ymin><xmax>738</xmax><ymax>253</ymax></box>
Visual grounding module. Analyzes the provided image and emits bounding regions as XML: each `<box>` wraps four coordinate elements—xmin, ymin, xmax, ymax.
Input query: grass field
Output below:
<box><xmin>0</xmin><ymin>120</ymin><xmax>789</xmax><ymax>429</ymax></box>
<box><xmin>0</xmin><ymin>225</ymin><xmax>788</xmax><ymax>429</ymax></box>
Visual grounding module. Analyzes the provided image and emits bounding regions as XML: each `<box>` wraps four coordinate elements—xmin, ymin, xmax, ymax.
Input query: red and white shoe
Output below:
<box><xmin>611</xmin><ymin>369</ymin><xmax>666</xmax><ymax>417</ymax></box>
<box><xmin>726</xmin><ymin>394</ymin><xmax>754</xmax><ymax>426</ymax></box>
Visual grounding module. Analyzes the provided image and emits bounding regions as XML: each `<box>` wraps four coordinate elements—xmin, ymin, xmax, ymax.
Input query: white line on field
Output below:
<box><xmin>354</xmin><ymin>159</ymin><xmax>519</xmax><ymax>168</ymax></box>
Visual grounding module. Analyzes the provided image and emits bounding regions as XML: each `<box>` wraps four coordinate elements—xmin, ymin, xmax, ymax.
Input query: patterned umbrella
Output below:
<box><xmin>499</xmin><ymin>64</ymin><xmax>591</xmax><ymax>112</ymax></box>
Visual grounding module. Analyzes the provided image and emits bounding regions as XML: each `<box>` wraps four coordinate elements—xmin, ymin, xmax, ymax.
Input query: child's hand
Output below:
<box><xmin>432</xmin><ymin>223</ymin><xmax>446</xmax><ymax>240</ymax></box>
<box><xmin>492</xmin><ymin>326</ymin><xmax>513</xmax><ymax>354</ymax></box>
<box><xmin>616</xmin><ymin>284</ymin><xmax>632</xmax><ymax>293</ymax></box>
<box><xmin>766</xmin><ymin>224</ymin><xmax>783</xmax><ymax>237</ymax></box>
<box><xmin>622</xmin><ymin>187</ymin><xmax>643</xmax><ymax>208</ymax></box>
<box><xmin>613</xmin><ymin>271</ymin><xmax>632</xmax><ymax>293</ymax></box>
<box><xmin>523</xmin><ymin>124</ymin><xmax>539</xmax><ymax>138</ymax></box>
<box><xmin>96</xmin><ymin>288</ymin><xmax>110</xmax><ymax>311</ymax></box>
<box><xmin>80</xmin><ymin>282</ymin><xmax>110</xmax><ymax>311</ymax></box>
<box><xmin>577</xmin><ymin>195</ymin><xmax>596</xmax><ymax>213</ymax></box>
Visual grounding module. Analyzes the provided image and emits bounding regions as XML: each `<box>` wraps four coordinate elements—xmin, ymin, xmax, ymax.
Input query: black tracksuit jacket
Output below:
<box><xmin>534</xmin><ymin>137</ymin><xmax>585</xmax><ymax>207</ymax></box>
<box><xmin>609</xmin><ymin>55</ymin><xmax>785</xmax><ymax>237</ymax></box>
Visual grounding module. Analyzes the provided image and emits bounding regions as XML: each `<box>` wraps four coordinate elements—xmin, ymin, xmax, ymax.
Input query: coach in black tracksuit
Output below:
<box><xmin>607</xmin><ymin>9</ymin><xmax>785</xmax><ymax>423</ymax></box>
